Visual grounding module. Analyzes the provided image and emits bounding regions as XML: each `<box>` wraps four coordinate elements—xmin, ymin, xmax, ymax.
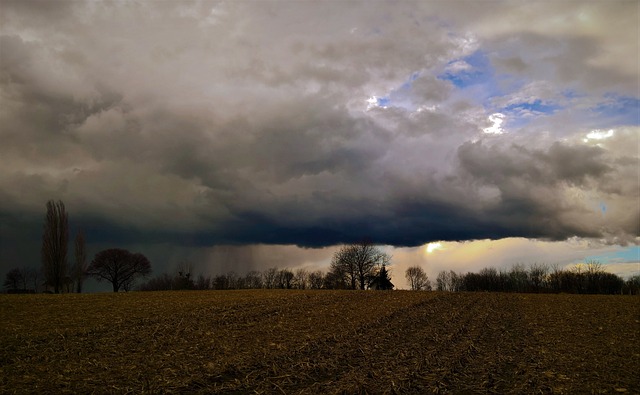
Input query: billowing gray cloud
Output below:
<box><xmin>0</xmin><ymin>1</ymin><xmax>637</xmax><ymax>281</ymax></box>
<box><xmin>456</xmin><ymin>138</ymin><xmax>637</xmax><ymax>242</ymax></box>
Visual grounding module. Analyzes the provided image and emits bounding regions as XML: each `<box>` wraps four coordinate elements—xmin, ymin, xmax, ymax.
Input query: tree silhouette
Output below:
<box><xmin>244</xmin><ymin>270</ymin><xmax>263</xmax><ymax>289</ymax></box>
<box><xmin>87</xmin><ymin>249</ymin><xmax>151</xmax><ymax>292</ymax></box>
<box><xmin>4</xmin><ymin>268</ymin><xmax>24</xmax><ymax>291</ymax></box>
<box><xmin>308</xmin><ymin>270</ymin><xmax>325</xmax><ymax>289</ymax></box>
<box><xmin>277</xmin><ymin>269</ymin><xmax>294</xmax><ymax>289</ymax></box>
<box><xmin>405</xmin><ymin>266</ymin><xmax>431</xmax><ymax>290</ymax></box>
<box><xmin>41</xmin><ymin>200</ymin><xmax>68</xmax><ymax>293</ymax></box>
<box><xmin>263</xmin><ymin>267</ymin><xmax>278</xmax><ymax>289</ymax></box>
<box><xmin>294</xmin><ymin>268</ymin><xmax>309</xmax><ymax>289</ymax></box>
<box><xmin>73</xmin><ymin>231</ymin><xmax>88</xmax><ymax>293</ymax></box>
<box><xmin>331</xmin><ymin>240</ymin><xmax>391</xmax><ymax>290</ymax></box>
<box><xmin>370</xmin><ymin>264</ymin><xmax>394</xmax><ymax>290</ymax></box>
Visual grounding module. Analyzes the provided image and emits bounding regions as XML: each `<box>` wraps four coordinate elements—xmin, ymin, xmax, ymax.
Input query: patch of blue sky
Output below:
<box><xmin>376</xmin><ymin>96</ymin><xmax>391</xmax><ymax>107</ymax></box>
<box><xmin>585</xmin><ymin>246</ymin><xmax>640</xmax><ymax>265</ymax></box>
<box><xmin>503</xmin><ymin>99</ymin><xmax>561</xmax><ymax>115</ymax></box>
<box><xmin>599</xmin><ymin>202</ymin><xmax>607</xmax><ymax>216</ymax></box>
<box><xmin>589</xmin><ymin>94</ymin><xmax>640</xmax><ymax>126</ymax></box>
<box><xmin>497</xmin><ymin>99</ymin><xmax>563</xmax><ymax>129</ymax></box>
<box><xmin>561</xmin><ymin>89</ymin><xmax>582</xmax><ymax>100</ymax></box>
<box><xmin>438</xmin><ymin>49</ymin><xmax>509</xmax><ymax>112</ymax></box>
<box><xmin>439</xmin><ymin>50</ymin><xmax>494</xmax><ymax>89</ymax></box>
<box><xmin>439</xmin><ymin>49</ymin><xmax>560</xmax><ymax>131</ymax></box>
<box><xmin>370</xmin><ymin>72</ymin><xmax>422</xmax><ymax>110</ymax></box>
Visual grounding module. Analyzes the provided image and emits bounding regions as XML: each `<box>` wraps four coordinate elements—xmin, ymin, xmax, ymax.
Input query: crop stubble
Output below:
<box><xmin>0</xmin><ymin>291</ymin><xmax>637</xmax><ymax>394</ymax></box>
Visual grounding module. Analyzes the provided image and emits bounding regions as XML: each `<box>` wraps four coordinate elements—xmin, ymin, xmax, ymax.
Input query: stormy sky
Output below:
<box><xmin>1</xmin><ymin>1</ymin><xmax>638</xmax><ymax>289</ymax></box>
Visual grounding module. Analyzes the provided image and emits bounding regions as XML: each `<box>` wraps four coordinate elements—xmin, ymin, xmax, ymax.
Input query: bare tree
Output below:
<box><xmin>87</xmin><ymin>249</ymin><xmax>151</xmax><ymax>292</ymax></box>
<box><xmin>4</xmin><ymin>268</ymin><xmax>24</xmax><ymax>291</ymax></box>
<box><xmin>509</xmin><ymin>264</ymin><xmax>529</xmax><ymax>293</ymax></box>
<box><xmin>548</xmin><ymin>263</ymin><xmax>562</xmax><ymax>292</ymax></box>
<box><xmin>585</xmin><ymin>261</ymin><xmax>605</xmax><ymax>294</ymax></box>
<box><xmin>263</xmin><ymin>267</ymin><xmax>278</xmax><ymax>289</ymax></box>
<box><xmin>324</xmin><ymin>266</ymin><xmax>347</xmax><ymax>289</ymax></box>
<box><xmin>195</xmin><ymin>273</ymin><xmax>211</xmax><ymax>290</ymax></box>
<box><xmin>244</xmin><ymin>270</ymin><xmax>263</xmax><ymax>289</ymax></box>
<box><xmin>623</xmin><ymin>274</ymin><xmax>640</xmax><ymax>295</ymax></box>
<box><xmin>294</xmin><ymin>268</ymin><xmax>309</xmax><ymax>289</ymax></box>
<box><xmin>4</xmin><ymin>266</ymin><xmax>41</xmax><ymax>293</ymax></box>
<box><xmin>277</xmin><ymin>269</ymin><xmax>294</xmax><ymax>289</ymax></box>
<box><xmin>176</xmin><ymin>261</ymin><xmax>193</xmax><ymax>280</ymax></box>
<box><xmin>331</xmin><ymin>240</ymin><xmax>390</xmax><ymax>290</ymax></box>
<box><xmin>225</xmin><ymin>271</ymin><xmax>239</xmax><ymax>289</ymax></box>
<box><xmin>73</xmin><ymin>230</ymin><xmax>88</xmax><ymax>293</ymax></box>
<box><xmin>213</xmin><ymin>274</ymin><xmax>229</xmax><ymax>290</ymax></box>
<box><xmin>330</xmin><ymin>247</ymin><xmax>357</xmax><ymax>289</ymax></box>
<box><xmin>449</xmin><ymin>270</ymin><xmax>462</xmax><ymax>292</ymax></box>
<box><xmin>405</xmin><ymin>266</ymin><xmax>431</xmax><ymax>290</ymax></box>
<box><xmin>174</xmin><ymin>261</ymin><xmax>195</xmax><ymax>290</ymax></box>
<box><xmin>436</xmin><ymin>270</ymin><xmax>448</xmax><ymax>291</ymax></box>
<box><xmin>528</xmin><ymin>263</ymin><xmax>548</xmax><ymax>293</ymax></box>
<box><xmin>435</xmin><ymin>270</ymin><xmax>461</xmax><ymax>292</ymax></box>
<box><xmin>41</xmin><ymin>200</ymin><xmax>68</xmax><ymax>293</ymax></box>
<box><xmin>308</xmin><ymin>270</ymin><xmax>325</xmax><ymax>289</ymax></box>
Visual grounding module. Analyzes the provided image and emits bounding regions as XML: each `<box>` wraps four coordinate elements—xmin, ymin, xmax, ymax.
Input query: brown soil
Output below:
<box><xmin>1</xmin><ymin>291</ymin><xmax>638</xmax><ymax>394</ymax></box>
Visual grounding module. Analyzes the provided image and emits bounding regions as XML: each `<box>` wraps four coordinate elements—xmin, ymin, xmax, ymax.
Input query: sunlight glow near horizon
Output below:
<box><xmin>426</xmin><ymin>242</ymin><xmax>444</xmax><ymax>254</ymax></box>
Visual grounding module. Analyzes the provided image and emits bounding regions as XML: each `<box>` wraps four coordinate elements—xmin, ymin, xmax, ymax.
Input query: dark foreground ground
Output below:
<box><xmin>1</xmin><ymin>290</ymin><xmax>638</xmax><ymax>394</ymax></box>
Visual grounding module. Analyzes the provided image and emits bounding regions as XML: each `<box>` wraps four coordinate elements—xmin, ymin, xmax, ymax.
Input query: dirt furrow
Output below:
<box><xmin>442</xmin><ymin>293</ymin><xmax>545</xmax><ymax>394</ymax></box>
<box><xmin>197</xmin><ymin>293</ymin><xmax>487</xmax><ymax>394</ymax></box>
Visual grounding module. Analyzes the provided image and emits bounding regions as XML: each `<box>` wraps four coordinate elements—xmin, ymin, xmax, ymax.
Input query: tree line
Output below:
<box><xmin>3</xmin><ymin>200</ymin><xmax>151</xmax><ymax>293</ymax></box>
<box><xmin>140</xmin><ymin>241</ymin><xmax>394</xmax><ymax>291</ymax></box>
<box><xmin>430</xmin><ymin>262</ymin><xmax>639</xmax><ymax>295</ymax></box>
<box><xmin>5</xmin><ymin>207</ymin><xmax>393</xmax><ymax>293</ymax></box>
<box><xmin>139</xmin><ymin>265</ymin><xmax>394</xmax><ymax>291</ymax></box>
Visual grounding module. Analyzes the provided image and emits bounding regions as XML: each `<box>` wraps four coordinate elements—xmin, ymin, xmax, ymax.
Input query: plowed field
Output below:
<box><xmin>1</xmin><ymin>291</ymin><xmax>638</xmax><ymax>394</ymax></box>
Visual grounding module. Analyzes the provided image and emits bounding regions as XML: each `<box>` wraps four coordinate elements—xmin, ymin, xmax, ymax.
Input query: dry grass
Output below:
<box><xmin>1</xmin><ymin>290</ymin><xmax>638</xmax><ymax>394</ymax></box>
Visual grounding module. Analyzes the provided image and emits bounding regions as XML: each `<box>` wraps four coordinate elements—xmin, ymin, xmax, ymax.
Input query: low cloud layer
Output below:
<box><xmin>1</xmin><ymin>1</ymin><xmax>637</xmax><ymax>280</ymax></box>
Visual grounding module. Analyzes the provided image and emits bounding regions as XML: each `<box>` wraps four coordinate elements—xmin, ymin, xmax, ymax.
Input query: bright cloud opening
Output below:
<box><xmin>366</xmin><ymin>95</ymin><xmax>389</xmax><ymax>110</ymax></box>
<box><xmin>583</xmin><ymin>129</ymin><xmax>615</xmax><ymax>142</ymax></box>
<box><xmin>483</xmin><ymin>113</ymin><xmax>505</xmax><ymax>134</ymax></box>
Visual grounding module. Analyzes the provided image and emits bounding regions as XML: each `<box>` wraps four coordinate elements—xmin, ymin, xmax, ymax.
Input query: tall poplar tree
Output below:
<box><xmin>41</xmin><ymin>200</ymin><xmax>68</xmax><ymax>293</ymax></box>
